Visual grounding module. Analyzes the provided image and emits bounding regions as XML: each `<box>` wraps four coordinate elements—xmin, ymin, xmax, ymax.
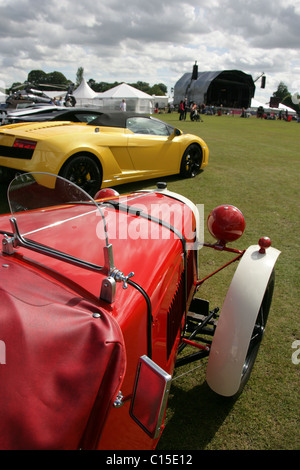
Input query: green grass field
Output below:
<box><xmin>156</xmin><ymin>113</ymin><xmax>300</xmax><ymax>450</ymax></box>
<box><xmin>0</xmin><ymin>113</ymin><xmax>299</xmax><ymax>450</ymax></box>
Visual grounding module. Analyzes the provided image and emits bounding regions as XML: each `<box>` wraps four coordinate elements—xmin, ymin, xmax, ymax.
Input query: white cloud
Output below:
<box><xmin>0</xmin><ymin>0</ymin><xmax>299</xmax><ymax>101</ymax></box>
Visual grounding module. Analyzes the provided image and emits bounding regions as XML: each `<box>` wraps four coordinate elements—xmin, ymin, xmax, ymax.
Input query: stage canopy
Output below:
<box><xmin>174</xmin><ymin>70</ymin><xmax>255</xmax><ymax>108</ymax></box>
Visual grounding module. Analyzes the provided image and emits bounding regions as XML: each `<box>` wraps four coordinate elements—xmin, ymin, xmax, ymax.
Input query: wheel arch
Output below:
<box><xmin>206</xmin><ymin>244</ymin><xmax>281</xmax><ymax>397</ymax></box>
<box><xmin>185</xmin><ymin>141</ymin><xmax>203</xmax><ymax>158</ymax></box>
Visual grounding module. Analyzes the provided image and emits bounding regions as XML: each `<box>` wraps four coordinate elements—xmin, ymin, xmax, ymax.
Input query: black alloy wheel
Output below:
<box><xmin>180</xmin><ymin>144</ymin><xmax>202</xmax><ymax>178</ymax></box>
<box><xmin>61</xmin><ymin>155</ymin><xmax>102</xmax><ymax>196</ymax></box>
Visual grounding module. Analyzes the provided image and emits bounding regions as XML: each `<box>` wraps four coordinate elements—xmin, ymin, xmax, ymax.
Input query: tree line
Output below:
<box><xmin>9</xmin><ymin>68</ymin><xmax>168</xmax><ymax>96</ymax></box>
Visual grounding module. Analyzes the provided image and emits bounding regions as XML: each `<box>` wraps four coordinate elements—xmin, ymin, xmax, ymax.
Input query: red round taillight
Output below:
<box><xmin>207</xmin><ymin>205</ymin><xmax>245</xmax><ymax>244</ymax></box>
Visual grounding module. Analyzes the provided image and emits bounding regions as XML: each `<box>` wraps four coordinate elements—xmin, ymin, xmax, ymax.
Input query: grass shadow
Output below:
<box><xmin>110</xmin><ymin>171</ymin><xmax>204</xmax><ymax>196</ymax></box>
<box><xmin>157</xmin><ymin>379</ymin><xmax>237</xmax><ymax>450</ymax></box>
<box><xmin>110</xmin><ymin>174</ymin><xmax>188</xmax><ymax>194</ymax></box>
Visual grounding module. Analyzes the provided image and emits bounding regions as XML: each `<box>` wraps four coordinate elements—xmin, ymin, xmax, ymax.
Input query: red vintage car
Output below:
<box><xmin>0</xmin><ymin>172</ymin><xmax>280</xmax><ymax>450</ymax></box>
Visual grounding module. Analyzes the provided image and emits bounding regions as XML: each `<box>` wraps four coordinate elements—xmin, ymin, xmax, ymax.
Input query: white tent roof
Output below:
<box><xmin>278</xmin><ymin>102</ymin><xmax>296</xmax><ymax>113</ymax></box>
<box><xmin>100</xmin><ymin>83</ymin><xmax>152</xmax><ymax>99</ymax></box>
<box><xmin>250</xmin><ymin>98</ymin><xmax>266</xmax><ymax>109</ymax></box>
<box><xmin>70</xmin><ymin>80</ymin><xmax>154</xmax><ymax>112</ymax></box>
<box><xmin>249</xmin><ymin>97</ymin><xmax>296</xmax><ymax>114</ymax></box>
<box><xmin>73</xmin><ymin>78</ymin><xmax>97</xmax><ymax>99</ymax></box>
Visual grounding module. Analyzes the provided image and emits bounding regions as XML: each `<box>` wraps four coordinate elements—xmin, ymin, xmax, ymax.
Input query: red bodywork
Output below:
<box><xmin>0</xmin><ymin>185</ymin><xmax>197</xmax><ymax>450</ymax></box>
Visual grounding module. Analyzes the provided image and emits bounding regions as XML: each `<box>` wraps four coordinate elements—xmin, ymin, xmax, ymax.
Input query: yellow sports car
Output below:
<box><xmin>0</xmin><ymin>112</ymin><xmax>209</xmax><ymax>195</ymax></box>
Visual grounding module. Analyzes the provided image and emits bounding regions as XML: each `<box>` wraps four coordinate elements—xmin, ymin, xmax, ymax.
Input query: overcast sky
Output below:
<box><xmin>0</xmin><ymin>0</ymin><xmax>299</xmax><ymax>103</ymax></box>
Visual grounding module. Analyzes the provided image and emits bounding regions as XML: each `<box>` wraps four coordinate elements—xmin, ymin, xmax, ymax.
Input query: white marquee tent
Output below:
<box><xmin>72</xmin><ymin>78</ymin><xmax>98</xmax><ymax>106</ymax></box>
<box><xmin>99</xmin><ymin>83</ymin><xmax>154</xmax><ymax>113</ymax></box>
<box><xmin>249</xmin><ymin>98</ymin><xmax>296</xmax><ymax>115</ymax></box>
<box><xmin>277</xmin><ymin>102</ymin><xmax>296</xmax><ymax>114</ymax></box>
<box><xmin>70</xmin><ymin>79</ymin><xmax>154</xmax><ymax>112</ymax></box>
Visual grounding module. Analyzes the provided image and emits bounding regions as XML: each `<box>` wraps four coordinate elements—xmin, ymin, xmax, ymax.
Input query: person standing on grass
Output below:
<box><xmin>183</xmin><ymin>97</ymin><xmax>188</xmax><ymax>120</ymax></box>
<box><xmin>179</xmin><ymin>100</ymin><xmax>184</xmax><ymax>120</ymax></box>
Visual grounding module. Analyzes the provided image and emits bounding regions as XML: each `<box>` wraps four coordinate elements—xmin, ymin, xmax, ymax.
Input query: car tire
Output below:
<box><xmin>60</xmin><ymin>154</ymin><xmax>102</xmax><ymax>196</ymax></box>
<box><xmin>180</xmin><ymin>144</ymin><xmax>202</xmax><ymax>178</ymax></box>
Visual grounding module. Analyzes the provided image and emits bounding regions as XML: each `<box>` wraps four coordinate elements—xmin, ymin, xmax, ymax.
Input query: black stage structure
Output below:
<box><xmin>174</xmin><ymin>67</ymin><xmax>255</xmax><ymax>109</ymax></box>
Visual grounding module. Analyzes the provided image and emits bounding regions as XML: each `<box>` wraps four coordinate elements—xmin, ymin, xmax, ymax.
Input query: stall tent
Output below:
<box><xmin>99</xmin><ymin>83</ymin><xmax>154</xmax><ymax>113</ymax></box>
<box><xmin>72</xmin><ymin>78</ymin><xmax>99</xmax><ymax>106</ymax></box>
<box><xmin>249</xmin><ymin>98</ymin><xmax>296</xmax><ymax>115</ymax></box>
<box><xmin>72</xmin><ymin>80</ymin><xmax>154</xmax><ymax>112</ymax></box>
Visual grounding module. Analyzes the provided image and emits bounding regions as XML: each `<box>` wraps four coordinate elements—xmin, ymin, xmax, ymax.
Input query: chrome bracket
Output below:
<box><xmin>110</xmin><ymin>268</ymin><xmax>135</xmax><ymax>289</ymax></box>
<box><xmin>2</xmin><ymin>234</ymin><xmax>15</xmax><ymax>255</ymax></box>
<box><xmin>100</xmin><ymin>276</ymin><xmax>116</xmax><ymax>303</ymax></box>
